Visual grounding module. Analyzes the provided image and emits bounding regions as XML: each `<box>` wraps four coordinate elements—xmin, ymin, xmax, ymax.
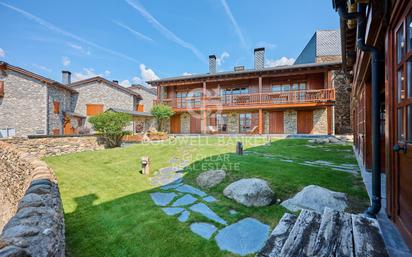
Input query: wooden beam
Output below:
<box><xmin>259</xmin><ymin>109</ymin><xmax>263</xmax><ymax>134</ymax></box>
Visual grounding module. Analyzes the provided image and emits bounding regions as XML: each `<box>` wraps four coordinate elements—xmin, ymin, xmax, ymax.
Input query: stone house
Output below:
<box><xmin>0</xmin><ymin>63</ymin><xmax>157</xmax><ymax>138</ymax></box>
<box><xmin>0</xmin><ymin>62</ymin><xmax>84</xmax><ymax>137</ymax></box>
<box><xmin>68</xmin><ymin>75</ymin><xmax>155</xmax><ymax>133</ymax></box>
<box><xmin>148</xmin><ymin>29</ymin><xmax>350</xmax><ymax>135</ymax></box>
<box><xmin>128</xmin><ymin>84</ymin><xmax>157</xmax><ymax>112</ymax></box>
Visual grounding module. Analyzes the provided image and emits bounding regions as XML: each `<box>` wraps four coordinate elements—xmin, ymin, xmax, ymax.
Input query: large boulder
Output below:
<box><xmin>281</xmin><ymin>185</ymin><xmax>347</xmax><ymax>213</ymax></box>
<box><xmin>223</xmin><ymin>178</ymin><xmax>274</xmax><ymax>207</ymax></box>
<box><xmin>196</xmin><ymin>170</ymin><xmax>226</xmax><ymax>189</ymax></box>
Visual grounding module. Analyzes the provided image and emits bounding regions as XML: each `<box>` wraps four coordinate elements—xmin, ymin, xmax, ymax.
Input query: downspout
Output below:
<box><xmin>335</xmin><ymin>1</ymin><xmax>382</xmax><ymax>218</ymax></box>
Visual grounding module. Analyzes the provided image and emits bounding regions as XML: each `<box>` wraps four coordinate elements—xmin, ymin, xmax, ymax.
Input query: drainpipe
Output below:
<box><xmin>335</xmin><ymin>1</ymin><xmax>382</xmax><ymax>218</ymax></box>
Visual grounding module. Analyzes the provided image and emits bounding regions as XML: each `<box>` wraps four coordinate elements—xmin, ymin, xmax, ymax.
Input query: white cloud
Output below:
<box><xmin>0</xmin><ymin>48</ymin><xmax>5</xmax><ymax>57</ymax></box>
<box><xmin>139</xmin><ymin>64</ymin><xmax>159</xmax><ymax>82</ymax></box>
<box><xmin>216</xmin><ymin>52</ymin><xmax>229</xmax><ymax>66</ymax></box>
<box><xmin>66</xmin><ymin>42</ymin><xmax>91</xmax><ymax>55</ymax></box>
<box><xmin>220</xmin><ymin>0</ymin><xmax>248</xmax><ymax>50</ymax></box>
<box><xmin>72</xmin><ymin>68</ymin><xmax>107</xmax><ymax>81</ymax></box>
<box><xmin>255</xmin><ymin>41</ymin><xmax>277</xmax><ymax>50</ymax></box>
<box><xmin>62</xmin><ymin>56</ymin><xmax>71</xmax><ymax>67</ymax></box>
<box><xmin>104</xmin><ymin>70</ymin><xmax>111</xmax><ymax>76</ymax></box>
<box><xmin>126</xmin><ymin>0</ymin><xmax>205</xmax><ymax>63</ymax></box>
<box><xmin>182</xmin><ymin>72</ymin><xmax>192</xmax><ymax>76</ymax></box>
<box><xmin>113</xmin><ymin>20</ymin><xmax>154</xmax><ymax>43</ymax></box>
<box><xmin>265</xmin><ymin>57</ymin><xmax>295</xmax><ymax>67</ymax></box>
<box><xmin>119</xmin><ymin>79</ymin><xmax>131</xmax><ymax>87</ymax></box>
<box><xmin>0</xmin><ymin>2</ymin><xmax>138</xmax><ymax>63</ymax></box>
<box><xmin>32</xmin><ymin>63</ymin><xmax>51</xmax><ymax>73</ymax></box>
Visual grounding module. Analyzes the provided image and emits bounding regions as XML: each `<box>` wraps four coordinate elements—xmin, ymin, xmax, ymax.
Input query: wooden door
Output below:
<box><xmin>170</xmin><ymin>115</ymin><xmax>181</xmax><ymax>134</ymax></box>
<box><xmin>63</xmin><ymin>116</ymin><xmax>74</xmax><ymax>135</ymax></box>
<box><xmin>269</xmin><ymin>111</ymin><xmax>284</xmax><ymax>134</ymax></box>
<box><xmin>190</xmin><ymin>116</ymin><xmax>201</xmax><ymax>134</ymax></box>
<box><xmin>392</xmin><ymin>8</ymin><xmax>412</xmax><ymax>247</ymax></box>
<box><xmin>297</xmin><ymin>110</ymin><xmax>313</xmax><ymax>134</ymax></box>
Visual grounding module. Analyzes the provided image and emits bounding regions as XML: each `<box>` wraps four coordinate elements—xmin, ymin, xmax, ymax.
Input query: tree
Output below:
<box><xmin>150</xmin><ymin>104</ymin><xmax>174</xmax><ymax>131</ymax></box>
<box><xmin>88</xmin><ymin>111</ymin><xmax>131</xmax><ymax>148</ymax></box>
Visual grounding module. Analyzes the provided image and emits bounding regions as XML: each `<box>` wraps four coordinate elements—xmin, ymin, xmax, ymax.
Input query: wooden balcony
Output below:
<box><xmin>155</xmin><ymin>88</ymin><xmax>335</xmax><ymax>111</ymax></box>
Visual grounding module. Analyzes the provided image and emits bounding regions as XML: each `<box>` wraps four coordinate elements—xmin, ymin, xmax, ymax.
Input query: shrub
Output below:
<box><xmin>150</xmin><ymin>104</ymin><xmax>174</xmax><ymax>131</ymax></box>
<box><xmin>88</xmin><ymin>111</ymin><xmax>131</xmax><ymax>148</ymax></box>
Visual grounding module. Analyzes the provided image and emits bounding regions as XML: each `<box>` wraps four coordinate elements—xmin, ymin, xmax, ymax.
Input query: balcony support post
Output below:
<box><xmin>258</xmin><ymin>108</ymin><xmax>263</xmax><ymax>135</ymax></box>
<box><xmin>201</xmin><ymin>82</ymin><xmax>207</xmax><ymax>134</ymax></box>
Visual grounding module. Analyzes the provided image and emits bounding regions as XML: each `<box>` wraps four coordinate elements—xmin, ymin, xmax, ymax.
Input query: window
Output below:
<box><xmin>0</xmin><ymin>128</ymin><xmax>16</xmax><ymax>138</ymax></box>
<box><xmin>217</xmin><ymin>114</ymin><xmax>228</xmax><ymax>132</ymax></box>
<box><xmin>397</xmin><ymin>27</ymin><xmax>404</xmax><ymax>64</ymax></box>
<box><xmin>407</xmin><ymin>10</ymin><xmax>412</xmax><ymax>52</ymax></box>
<box><xmin>408</xmin><ymin>60</ymin><xmax>412</xmax><ymax>98</ymax></box>
<box><xmin>398</xmin><ymin>70</ymin><xmax>404</xmax><ymax>102</ymax></box>
<box><xmin>221</xmin><ymin>88</ymin><xmax>249</xmax><ymax>95</ymax></box>
<box><xmin>408</xmin><ymin>105</ymin><xmax>412</xmax><ymax>141</ymax></box>
<box><xmin>86</xmin><ymin>104</ymin><xmax>104</xmax><ymax>116</ymax></box>
<box><xmin>53</xmin><ymin>101</ymin><xmax>60</xmax><ymax>114</ymax></box>
<box><xmin>271</xmin><ymin>82</ymin><xmax>306</xmax><ymax>92</ymax></box>
<box><xmin>239</xmin><ymin>113</ymin><xmax>252</xmax><ymax>133</ymax></box>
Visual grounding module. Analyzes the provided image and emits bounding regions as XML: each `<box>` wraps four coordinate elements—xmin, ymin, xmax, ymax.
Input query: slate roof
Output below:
<box><xmin>129</xmin><ymin>84</ymin><xmax>157</xmax><ymax>95</ymax></box>
<box><xmin>295</xmin><ymin>30</ymin><xmax>341</xmax><ymax>65</ymax></box>
<box><xmin>107</xmin><ymin>108</ymin><xmax>153</xmax><ymax>117</ymax></box>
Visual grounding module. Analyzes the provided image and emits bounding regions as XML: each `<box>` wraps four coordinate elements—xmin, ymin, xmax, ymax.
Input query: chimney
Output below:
<box><xmin>254</xmin><ymin>48</ymin><xmax>265</xmax><ymax>70</ymax></box>
<box><xmin>209</xmin><ymin>55</ymin><xmax>216</xmax><ymax>74</ymax></box>
<box><xmin>62</xmin><ymin>71</ymin><xmax>71</xmax><ymax>85</ymax></box>
<box><xmin>112</xmin><ymin>80</ymin><xmax>119</xmax><ymax>84</ymax></box>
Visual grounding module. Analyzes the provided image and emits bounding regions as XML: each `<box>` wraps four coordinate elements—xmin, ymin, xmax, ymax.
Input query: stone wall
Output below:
<box><xmin>227</xmin><ymin>112</ymin><xmax>239</xmax><ymax>134</ymax></box>
<box><xmin>180</xmin><ymin>113</ymin><xmax>190</xmax><ymax>134</ymax></box>
<box><xmin>1</xmin><ymin>136</ymin><xmax>104</xmax><ymax>158</ymax></box>
<box><xmin>129</xmin><ymin>86</ymin><xmax>156</xmax><ymax>112</ymax></box>
<box><xmin>333</xmin><ymin>71</ymin><xmax>352</xmax><ymax>134</ymax></box>
<box><xmin>0</xmin><ymin>141</ymin><xmax>65</xmax><ymax>257</ymax></box>
<box><xmin>0</xmin><ymin>71</ymin><xmax>48</xmax><ymax>137</ymax></box>
<box><xmin>316</xmin><ymin>55</ymin><xmax>342</xmax><ymax>64</ymax></box>
<box><xmin>284</xmin><ymin>110</ymin><xmax>297</xmax><ymax>134</ymax></box>
<box><xmin>72</xmin><ymin>81</ymin><xmax>135</xmax><ymax>130</ymax></box>
<box><xmin>312</xmin><ymin>108</ymin><xmax>328</xmax><ymax>134</ymax></box>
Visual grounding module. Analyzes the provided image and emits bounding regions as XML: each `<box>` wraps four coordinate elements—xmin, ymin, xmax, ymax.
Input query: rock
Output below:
<box><xmin>223</xmin><ymin>178</ymin><xmax>274</xmax><ymax>207</ymax></box>
<box><xmin>281</xmin><ymin>185</ymin><xmax>348</xmax><ymax>213</ymax></box>
<box><xmin>196</xmin><ymin>170</ymin><xmax>226</xmax><ymax>189</ymax></box>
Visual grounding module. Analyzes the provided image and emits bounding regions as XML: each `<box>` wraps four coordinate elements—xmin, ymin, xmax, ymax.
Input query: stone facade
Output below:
<box><xmin>333</xmin><ymin>71</ymin><xmax>352</xmax><ymax>134</ymax></box>
<box><xmin>180</xmin><ymin>113</ymin><xmax>190</xmax><ymax>134</ymax></box>
<box><xmin>1</xmin><ymin>136</ymin><xmax>104</xmax><ymax>158</ymax></box>
<box><xmin>129</xmin><ymin>85</ymin><xmax>156</xmax><ymax>112</ymax></box>
<box><xmin>312</xmin><ymin>108</ymin><xmax>328</xmax><ymax>134</ymax></box>
<box><xmin>316</xmin><ymin>55</ymin><xmax>342</xmax><ymax>64</ymax></box>
<box><xmin>132</xmin><ymin>117</ymin><xmax>155</xmax><ymax>134</ymax></box>
<box><xmin>0</xmin><ymin>141</ymin><xmax>65</xmax><ymax>257</ymax></box>
<box><xmin>71</xmin><ymin>81</ymin><xmax>136</xmax><ymax>129</ymax></box>
<box><xmin>284</xmin><ymin>110</ymin><xmax>297</xmax><ymax>134</ymax></box>
<box><xmin>47</xmin><ymin>85</ymin><xmax>74</xmax><ymax>135</ymax></box>
<box><xmin>264</xmin><ymin>112</ymin><xmax>270</xmax><ymax>134</ymax></box>
<box><xmin>227</xmin><ymin>113</ymin><xmax>239</xmax><ymax>134</ymax></box>
<box><xmin>0</xmin><ymin>71</ymin><xmax>48</xmax><ymax>137</ymax></box>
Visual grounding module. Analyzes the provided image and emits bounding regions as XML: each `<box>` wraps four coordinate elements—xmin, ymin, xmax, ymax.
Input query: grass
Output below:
<box><xmin>44</xmin><ymin>137</ymin><xmax>369</xmax><ymax>257</ymax></box>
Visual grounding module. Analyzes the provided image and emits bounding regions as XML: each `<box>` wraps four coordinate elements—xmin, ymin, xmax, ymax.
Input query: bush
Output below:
<box><xmin>150</xmin><ymin>104</ymin><xmax>174</xmax><ymax>131</ymax></box>
<box><xmin>88</xmin><ymin>111</ymin><xmax>131</xmax><ymax>148</ymax></box>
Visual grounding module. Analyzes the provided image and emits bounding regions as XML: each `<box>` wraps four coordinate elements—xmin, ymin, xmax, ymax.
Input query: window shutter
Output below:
<box><xmin>53</xmin><ymin>101</ymin><xmax>60</xmax><ymax>114</ymax></box>
<box><xmin>86</xmin><ymin>104</ymin><xmax>104</xmax><ymax>116</ymax></box>
<box><xmin>0</xmin><ymin>81</ymin><xmax>4</xmax><ymax>97</ymax></box>
<box><xmin>136</xmin><ymin>104</ymin><xmax>144</xmax><ymax>112</ymax></box>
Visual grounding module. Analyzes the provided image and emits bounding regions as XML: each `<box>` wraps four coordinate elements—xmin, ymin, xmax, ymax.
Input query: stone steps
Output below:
<box><xmin>257</xmin><ymin>208</ymin><xmax>389</xmax><ymax>257</ymax></box>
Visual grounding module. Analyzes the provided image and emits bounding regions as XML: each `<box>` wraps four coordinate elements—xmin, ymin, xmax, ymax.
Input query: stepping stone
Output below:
<box><xmin>172</xmin><ymin>194</ymin><xmax>197</xmax><ymax>206</ymax></box>
<box><xmin>175</xmin><ymin>184</ymin><xmax>207</xmax><ymax>197</ymax></box>
<box><xmin>332</xmin><ymin>168</ymin><xmax>357</xmax><ymax>174</ymax></box>
<box><xmin>281</xmin><ymin>159</ymin><xmax>294</xmax><ymax>163</ymax></box>
<box><xmin>178</xmin><ymin>211</ymin><xmax>190</xmax><ymax>222</ymax></box>
<box><xmin>159</xmin><ymin>166</ymin><xmax>182</xmax><ymax>174</ymax></box>
<box><xmin>150</xmin><ymin>192</ymin><xmax>177</xmax><ymax>206</ymax></box>
<box><xmin>203</xmin><ymin>196</ymin><xmax>217</xmax><ymax>203</ymax></box>
<box><xmin>215</xmin><ymin>218</ymin><xmax>270</xmax><ymax>256</ymax></box>
<box><xmin>161</xmin><ymin>182</ymin><xmax>183</xmax><ymax>190</ymax></box>
<box><xmin>189</xmin><ymin>203</ymin><xmax>227</xmax><ymax>225</ymax></box>
<box><xmin>162</xmin><ymin>207</ymin><xmax>184</xmax><ymax>216</ymax></box>
<box><xmin>190</xmin><ymin>223</ymin><xmax>217</xmax><ymax>240</ymax></box>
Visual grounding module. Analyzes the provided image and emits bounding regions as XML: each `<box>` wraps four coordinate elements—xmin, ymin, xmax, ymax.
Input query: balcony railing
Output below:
<box><xmin>154</xmin><ymin>88</ymin><xmax>335</xmax><ymax>110</ymax></box>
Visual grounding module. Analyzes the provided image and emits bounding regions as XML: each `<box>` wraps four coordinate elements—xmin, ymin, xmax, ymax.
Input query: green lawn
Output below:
<box><xmin>45</xmin><ymin>137</ymin><xmax>369</xmax><ymax>257</ymax></box>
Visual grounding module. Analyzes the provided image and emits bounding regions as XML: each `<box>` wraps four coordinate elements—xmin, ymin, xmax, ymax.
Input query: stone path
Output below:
<box><xmin>149</xmin><ymin>164</ymin><xmax>270</xmax><ymax>256</ymax></box>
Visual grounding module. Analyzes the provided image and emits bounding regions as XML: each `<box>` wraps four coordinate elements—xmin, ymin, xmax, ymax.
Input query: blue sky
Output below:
<box><xmin>0</xmin><ymin>0</ymin><xmax>339</xmax><ymax>87</ymax></box>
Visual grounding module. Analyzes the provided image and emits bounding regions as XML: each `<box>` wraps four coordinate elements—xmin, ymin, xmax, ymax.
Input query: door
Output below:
<box><xmin>63</xmin><ymin>116</ymin><xmax>74</xmax><ymax>135</ymax></box>
<box><xmin>269</xmin><ymin>111</ymin><xmax>284</xmax><ymax>134</ymax></box>
<box><xmin>393</xmin><ymin>10</ymin><xmax>412</xmax><ymax>247</ymax></box>
<box><xmin>190</xmin><ymin>116</ymin><xmax>201</xmax><ymax>134</ymax></box>
<box><xmin>170</xmin><ymin>114</ymin><xmax>181</xmax><ymax>134</ymax></box>
<box><xmin>297</xmin><ymin>110</ymin><xmax>313</xmax><ymax>134</ymax></box>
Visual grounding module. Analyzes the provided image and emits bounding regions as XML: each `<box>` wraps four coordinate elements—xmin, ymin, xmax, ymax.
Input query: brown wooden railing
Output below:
<box><xmin>154</xmin><ymin>88</ymin><xmax>335</xmax><ymax>109</ymax></box>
